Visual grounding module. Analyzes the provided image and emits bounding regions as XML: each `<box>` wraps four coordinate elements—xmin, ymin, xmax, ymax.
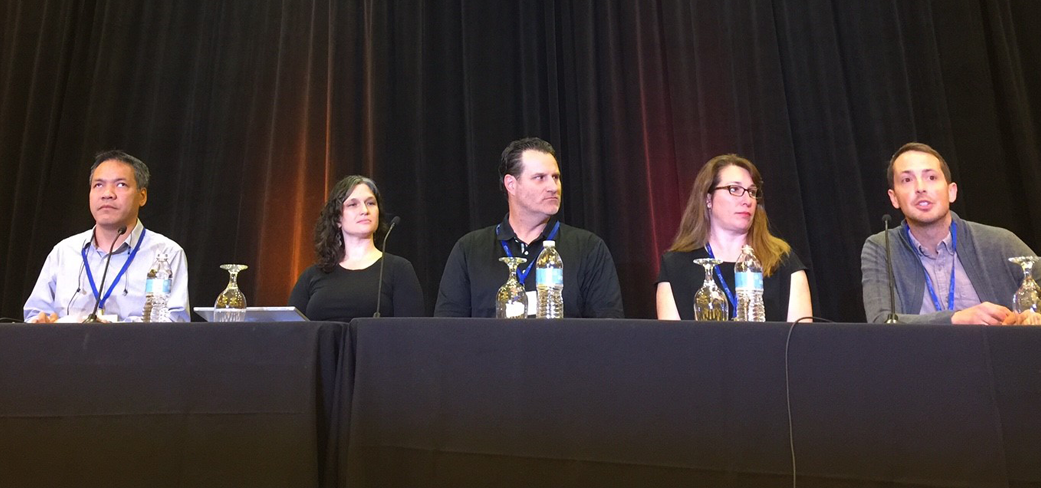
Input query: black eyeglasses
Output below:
<box><xmin>711</xmin><ymin>185</ymin><xmax>762</xmax><ymax>200</ymax></box>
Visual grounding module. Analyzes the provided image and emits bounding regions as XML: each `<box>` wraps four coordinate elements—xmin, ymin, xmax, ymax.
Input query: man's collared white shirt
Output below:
<box><xmin>23</xmin><ymin>220</ymin><xmax>190</xmax><ymax>322</ymax></box>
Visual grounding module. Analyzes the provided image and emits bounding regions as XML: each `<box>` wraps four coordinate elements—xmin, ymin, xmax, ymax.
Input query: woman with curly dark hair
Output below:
<box><xmin>289</xmin><ymin>175</ymin><xmax>423</xmax><ymax>321</ymax></box>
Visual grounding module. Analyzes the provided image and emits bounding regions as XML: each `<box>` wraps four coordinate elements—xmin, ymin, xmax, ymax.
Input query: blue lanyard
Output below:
<box><xmin>82</xmin><ymin>228</ymin><xmax>147</xmax><ymax>311</ymax></box>
<box><xmin>497</xmin><ymin>221</ymin><xmax>560</xmax><ymax>284</ymax></box>
<box><xmin>904</xmin><ymin>221</ymin><xmax>957</xmax><ymax>311</ymax></box>
<box><xmin>704</xmin><ymin>244</ymin><xmax>737</xmax><ymax>319</ymax></box>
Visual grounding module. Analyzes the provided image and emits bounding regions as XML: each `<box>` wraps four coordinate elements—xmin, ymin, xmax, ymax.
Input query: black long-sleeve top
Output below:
<box><xmin>289</xmin><ymin>253</ymin><xmax>424</xmax><ymax>322</ymax></box>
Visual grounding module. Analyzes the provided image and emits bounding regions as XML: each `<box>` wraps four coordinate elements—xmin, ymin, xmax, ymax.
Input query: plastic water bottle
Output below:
<box><xmin>536</xmin><ymin>240</ymin><xmax>564</xmax><ymax>319</ymax></box>
<box><xmin>735</xmin><ymin>245</ymin><xmax>765</xmax><ymax>322</ymax></box>
<box><xmin>143</xmin><ymin>253</ymin><xmax>172</xmax><ymax>322</ymax></box>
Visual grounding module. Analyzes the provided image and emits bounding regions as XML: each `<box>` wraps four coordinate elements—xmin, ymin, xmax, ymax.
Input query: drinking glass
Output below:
<box><xmin>1009</xmin><ymin>256</ymin><xmax>1040</xmax><ymax>313</ymax></box>
<box><xmin>692</xmin><ymin>258</ymin><xmax>729</xmax><ymax>321</ymax></box>
<box><xmin>496</xmin><ymin>257</ymin><xmax>528</xmax><ymax>319</ymax></box>
<box><xmin>214</xmin><ymin>264</ymin><xmax>248</xmax><ymax>322</ymax></box>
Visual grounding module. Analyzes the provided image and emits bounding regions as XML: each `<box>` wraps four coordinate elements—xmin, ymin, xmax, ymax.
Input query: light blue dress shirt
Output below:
<box><xmin>907</xmin><ymin>230</ymin><xmax>982</xmax><ymax>313</ymax></box>
<box><xmin>23</xmin><ymin>220</ymin><xmax>190</xmax><ymax>322</ymax></box>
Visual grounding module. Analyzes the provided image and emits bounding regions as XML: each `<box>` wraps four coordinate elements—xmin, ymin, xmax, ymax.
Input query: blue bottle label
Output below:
<box><xmin>146</xmin><ymin>278</ymin><xmax>171</xmax><ymax>294</ymax></box>
<box><xmin>536</xmin><ymin>268</ymin><xmax>563</xmax><ymax>287</ymax></box>
<box><xmin>735</xmin><ymin>271</ymin><xmax>763</xmax><ymax>291</ymax></box>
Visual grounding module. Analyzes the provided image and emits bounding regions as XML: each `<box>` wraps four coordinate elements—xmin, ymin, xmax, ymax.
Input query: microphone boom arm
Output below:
<box><xmin>84</xmin><ymin>225</ymin><xmax>128</xmax><ymax>323</ymax></box>
<box><xmin>373</xmin><ymin>216</ymin><xmax>401</xmax><ymax>318</ymax></box>
<box><xmin>882</xmin><ymin>215</ymin><xmax>899</xmax><ymax>324</ymax></box>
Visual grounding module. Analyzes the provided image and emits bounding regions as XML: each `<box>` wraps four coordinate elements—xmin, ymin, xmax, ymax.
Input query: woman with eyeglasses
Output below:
<box><xmin>656</xmin><ymin>154</ymin><xmax>813</xmax><ymax>322</ymax></box>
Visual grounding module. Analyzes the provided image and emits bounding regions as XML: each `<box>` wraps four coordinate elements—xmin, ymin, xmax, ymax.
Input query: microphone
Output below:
<box><xmin>84</xmin><ymin>225</ymin><xmax>127</xmax><ymax>323</ymax></box>
<box><xmin>373</xmin><ymin>216</ymin><xmax>401</xmax><ymax>318</ymax></box>
<box><xmin>882</xmin><ymin>215</ymin><xmax>899</xmax><ymax>324</ymax></box>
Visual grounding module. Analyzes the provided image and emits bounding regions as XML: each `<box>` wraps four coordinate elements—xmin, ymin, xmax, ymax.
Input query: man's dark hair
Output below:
<box><xmin>89</xmin><ymin>150</ymin><xmax>151</xmax><ymax>189</ymax></box>
<box><xmin>498</xmin><ymin>137</ymin><xmax>556</xmax><ymax>193</ymax></box>
<box><xmin>886</xmin><ymin>142</ymin><xmax>951</xmax><ymax>189</ymax></box>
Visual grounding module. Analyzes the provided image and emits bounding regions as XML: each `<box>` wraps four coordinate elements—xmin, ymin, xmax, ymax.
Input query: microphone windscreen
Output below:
<box><xmin>882</xmin><ymin>214</ymin><xmax>891</xmax><ymax>225</ymax></box>
<box><xmin>390</xmin><ymin>216</ymin><xmax>401</xmax><ymax>227</ymax></box>
<box><xmin>117</xmin><ymin>225</ymin><xmax>128</xmax><ymax>235</ymax></box>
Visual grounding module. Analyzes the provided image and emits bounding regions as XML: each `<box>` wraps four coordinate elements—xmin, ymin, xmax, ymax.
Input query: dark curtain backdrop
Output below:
<box><xmin>2</xmin><ymin>0</ymin><xmax>1039</xmax><ymax>322</ymax></box>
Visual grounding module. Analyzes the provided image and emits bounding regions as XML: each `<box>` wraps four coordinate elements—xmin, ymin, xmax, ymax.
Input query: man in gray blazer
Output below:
<box><xmin>861</xmin><ymin>142</ymin><xmax>1038</xmax><ymax>325</ymax></box>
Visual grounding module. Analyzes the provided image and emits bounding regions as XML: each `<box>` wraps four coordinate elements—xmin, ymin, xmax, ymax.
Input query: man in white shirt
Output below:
<box><xmin>23</xmin><ymin>150</ymin><xmax>190</xmax><ymax>322</ymax></box>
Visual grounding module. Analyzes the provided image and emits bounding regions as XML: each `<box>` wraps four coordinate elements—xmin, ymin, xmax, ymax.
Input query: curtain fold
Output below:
<box><xmin>2</xmin><ymin>0</ymin><xmax>1039</xmax><ymax>321</ymax></box>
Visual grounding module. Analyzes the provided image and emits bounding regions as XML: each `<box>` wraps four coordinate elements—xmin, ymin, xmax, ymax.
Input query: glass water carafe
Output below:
<box><xmin>1009</xmin><ymin>256</ymin><xmax>1040</xmax><ymax>313</ymax></box>
<box><xmin>496</xmin><ymin>257</ymin><xmax>528</xmax><ymax>319</ymax></box>
<box><xmin>214</xmin><ymin>264</ymin><xmax>248</xmax><ymax>322</ymax></box>
<box><xmin>692</xmin><ymin>258</ymin><xmax>729</xmax><ymax>321</ymax></box>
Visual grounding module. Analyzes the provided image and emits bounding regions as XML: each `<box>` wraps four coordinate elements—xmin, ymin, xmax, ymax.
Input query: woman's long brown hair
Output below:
<box><xmin>668</xmin><ymin>154</ymin><xmax>790</xmax><ymax>276</ymax></box>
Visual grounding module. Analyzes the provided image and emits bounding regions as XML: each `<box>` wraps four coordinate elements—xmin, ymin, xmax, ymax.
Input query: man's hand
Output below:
<box><xmin>951</xmin><ymin>302</ymin><xmax>1012</xmax><ymax>325</ymax></box>
<box><xmin>1001</xmin><ymin>310</ymin><xmax>1041</xmax><ymax>326</ymax></box>
<box><xmin>28</xmin><ymin>312</ymin><xmax>59</xmax><ymax>324</ymax></box>
<box><xmin>1019</xmin><ymin>311</ymin><xmax>1041</xmax><ymax>325</ymax></box>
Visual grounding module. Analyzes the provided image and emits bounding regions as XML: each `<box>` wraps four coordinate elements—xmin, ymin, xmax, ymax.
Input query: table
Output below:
<box><xmin>0</xmin><ymin>322</ymin><xmax>346</xmax><ymax>487</ymax></box>
<box><xmin>3</xmin><ymin>319</ymin><xmax>1037</xmax><ymax>487</ymax></box>
<box><xmin>342</xmin><ymin>318</ymin><xmax>1041</xmax><ymax>487</ymax></box>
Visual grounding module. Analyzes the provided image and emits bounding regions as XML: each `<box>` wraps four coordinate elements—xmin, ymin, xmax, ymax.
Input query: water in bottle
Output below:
<box><xmin>535</xmin><ymin>240</ymin><xmax>564</xmax><ymax>319</ymax></box>
<box><xmin>142</xmin><ymin>269</ymin><xmax>156</xmax><ymax>322</ymax></box>
<box><xmin>734</xmin><ymin>245</ymin><xmax>765</xmax><ymax>322</ymax></box>
<box><xmin>143</xmin><ymin>253</ymin><xmax>172</xmax><ymax>322</ymax></box>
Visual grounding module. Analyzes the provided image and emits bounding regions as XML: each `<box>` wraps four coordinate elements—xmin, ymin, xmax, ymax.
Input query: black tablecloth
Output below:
<box><xmin>2</xmin><ymin>319</ymin><xmax>1037</xmax><ymax>487</ymax></box>
<box><xmin>343</xmin><ymin>318</ymin><xmax>1041</xmax><ymax>488</ymax></box>
<box><xmin>0</xmin><ymin>322</ymin><xmax>346</xmax><ymax>488</ymax></box>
